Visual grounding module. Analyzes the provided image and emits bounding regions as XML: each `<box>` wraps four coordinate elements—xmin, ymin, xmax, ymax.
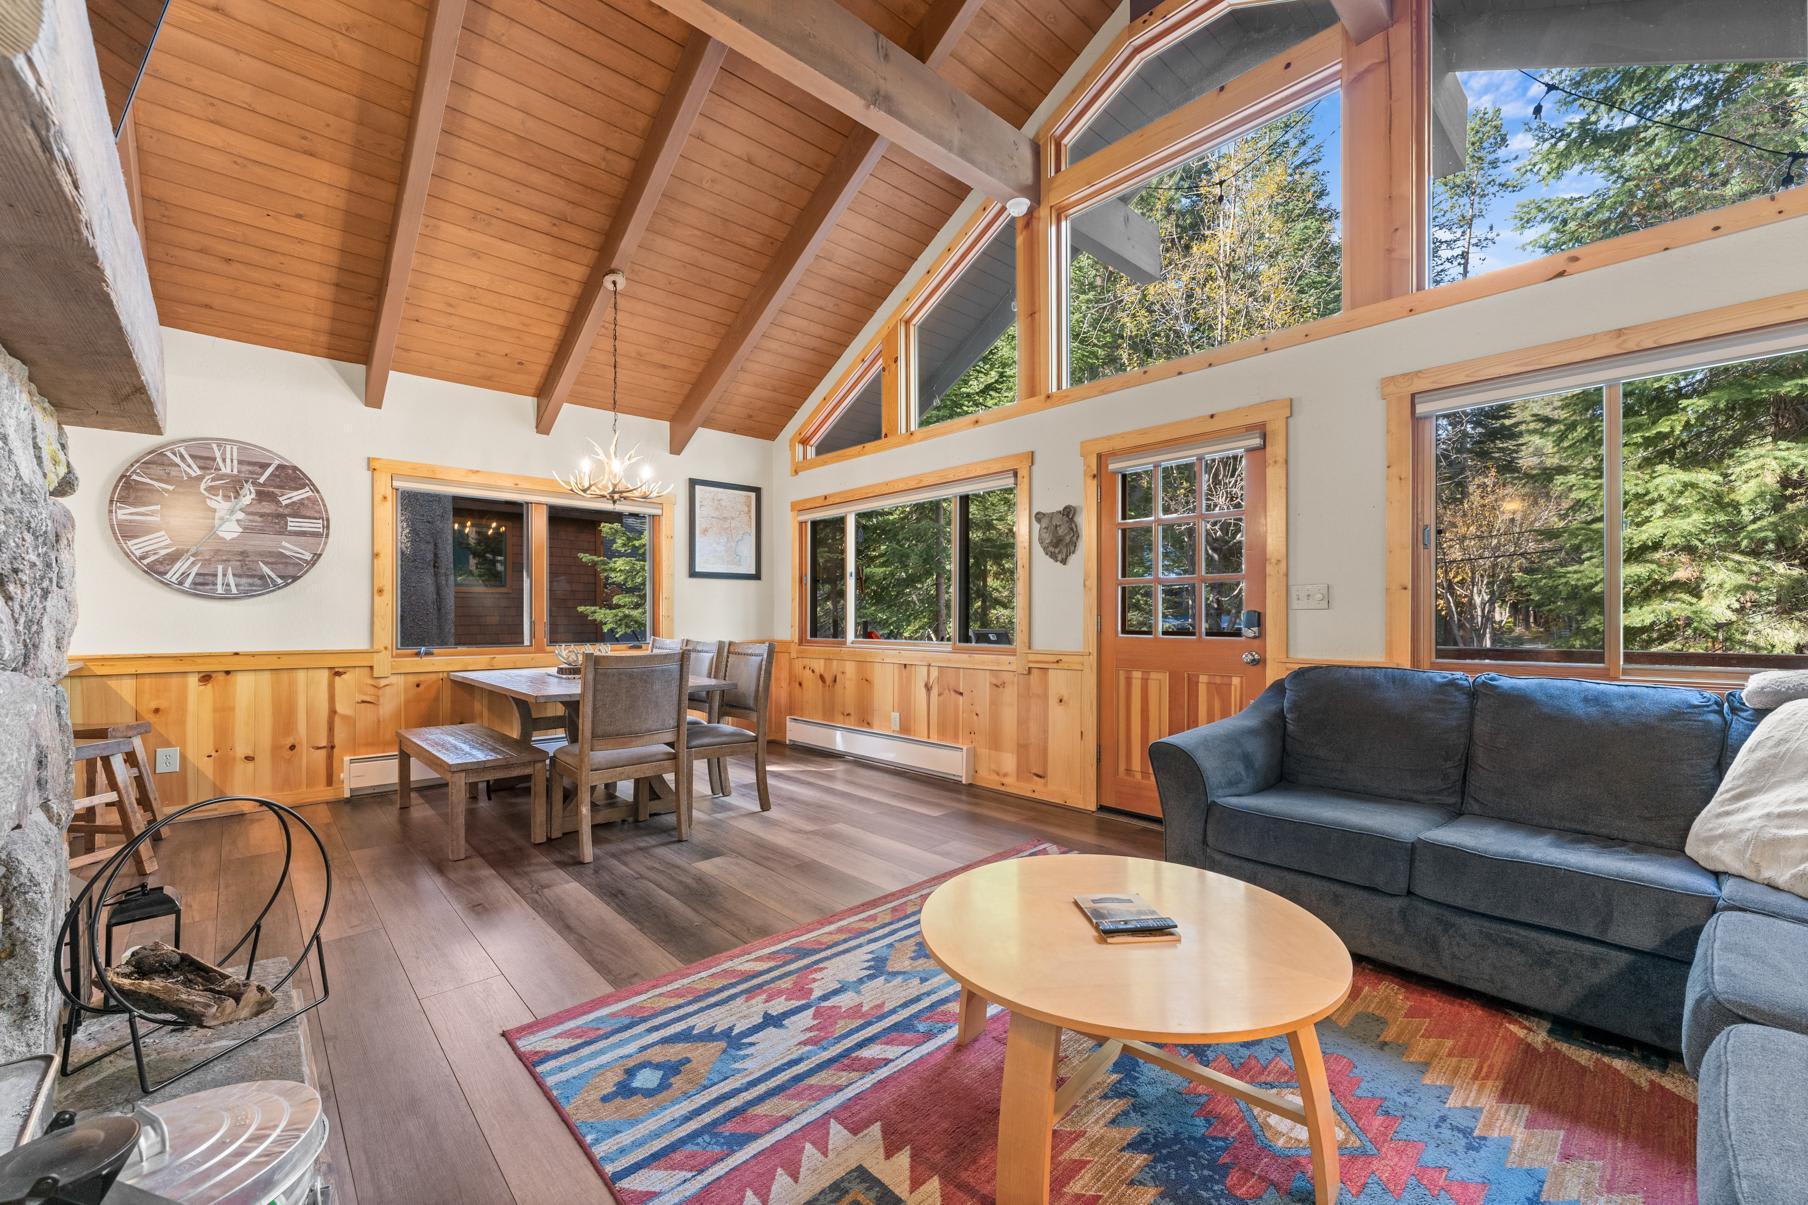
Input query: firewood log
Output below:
<box><xmin>104</xmin><ymin>941</ymin><xmax>276</xmax><ymax>1027</ymax></box>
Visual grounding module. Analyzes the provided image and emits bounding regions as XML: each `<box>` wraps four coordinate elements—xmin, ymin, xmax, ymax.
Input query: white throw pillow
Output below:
<box><xmin>1743</xmin><ymin>669</ymin><xmax>1808</xmax><ymax>711</ymax></box>
<box><xmin>1687</xmin><ymin>699</ymin><xmax>1808</xmax><ymax>899</ymax></box>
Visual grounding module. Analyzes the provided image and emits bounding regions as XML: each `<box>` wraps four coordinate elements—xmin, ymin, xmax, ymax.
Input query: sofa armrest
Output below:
<box><xmin>1149</xmin><ymin>680</ymin><xmax>1285</xmax><ymax>868</ymax></box>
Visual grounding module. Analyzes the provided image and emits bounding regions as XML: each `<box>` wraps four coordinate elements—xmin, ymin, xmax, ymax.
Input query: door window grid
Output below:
<box><xmin>1115</xmin><ymin>452</ymin><xmax>1248</xmax><ymax>637</ymax></box>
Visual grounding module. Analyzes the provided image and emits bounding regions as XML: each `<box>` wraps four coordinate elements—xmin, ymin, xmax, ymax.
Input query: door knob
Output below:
<box><xmin>1241</xmin><ymin>651</ymin><xmax>1263</xmax><ymax>666</ymax></box>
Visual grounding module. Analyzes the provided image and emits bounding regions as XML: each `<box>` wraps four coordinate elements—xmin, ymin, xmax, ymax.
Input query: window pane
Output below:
<box><xmin>1120</xmin><ymin>468</ymin><xmax>1154</xmax><ymax>520</ymax></box>
<box><xmin>1120</xmin><ymin>527</ymin><xmax>1154</xmax><ymax>578</ymax></box>
<box><xmin>1621</xmin><ymin>350</ymin><xmax>1808</xmax><ymax>663</ymax></box>
<box><xmin>808</xmin><ymin>517</ymin><xmax>846</xmax><ymax>641</ymax></box>
<box><xmin>1120</xmin><ymin>585</ymin><xmax>1154</xmax><ymax>635</ymax></box>
<box><xmin>1068</xmin><ymin>1</ymin><xmax>1339</xmax><ymax>166</ymax></box>
<box><xmin>1161</xmin><ymin>583</ymin><xmax>1197</xmax><ymax>635</ymax></box>
<box><xmin>854</xmin><ymin>498</ymin><xmax>952</xmax><ymax>641</ymax></box>
<box><xmin>1203</xmin><ymin>582</ymin><xmax>1245</xmax><ymax>636</ymax></box>
<box><xmin>1066</xmin><ymin>94</ymin><xmax>1342</xmax><ymax>389</ymax></box>
<box><xmin>396</xmin><ymin>491</ymin><xmax>529</xmax><ymax>649</ymax></box>
<box><xmin>1159</xmin><ymin>459</ymin><xmax>1198</xmax><ymax>514</ymax></box>
<box><xmin>917</xmin><ymin>224</ymin><xmax>1018</xmax><ymax>428</ymax></box>
<box><xmin>548</xmin><ymin>505</ymin><xmax>649</xmax><ymax>645</ymax></box>
<box><xmin>959</xmin><ymin>488</ymin><xmax>1017</xmax><ymax>645</ymax></box>
<box><xmin>1204</xmin><ymin>518</ymin><xmax>1244</xmax><ymax>575</ymax></box>
<box><xmin>1427</xmin><ymin>2</ymin><xmax>1807</xmax><ymax>285</ymax></box>
<box><xmin>814</xmin><ymin>365</ymin><xmax>885</xmax><ymax>454</ymax></box>
<box><xmin>1159</xmin><ymin>522</ymin><xmax>1196</xmax><ymax>576</ymax></box>
<box><xmin>1202</xmin><ymin>453</ymin><xmax>1245</xmax><ymax>512</ymax></box>
<box><xmin>1433</xmin><ymin>388</ymin><xmax>1607</xmax><ymax>659</ymax></box>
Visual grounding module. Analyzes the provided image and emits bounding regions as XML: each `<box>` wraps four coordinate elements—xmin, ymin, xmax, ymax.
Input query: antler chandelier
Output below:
<box><xmin>556</xmin><ymin>270</ymin><xmax>671</xmax><ymax>505</ymax></box>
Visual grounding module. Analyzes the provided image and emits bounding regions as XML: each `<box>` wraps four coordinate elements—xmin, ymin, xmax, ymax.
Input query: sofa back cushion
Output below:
<box><xmin>1281</xmin><ymin>666</ymin><xmax>1473</xmax><ymax>807</ymax></box>
<box><xmin>1723</xmin><ymin>690</ymin><xmax>1771</xmax><ymax>774</ymax></box>
<box><xmin>1465</xmin><ymin>674</ymin><xmax>1726</xmax><ymax>848</ymax></box>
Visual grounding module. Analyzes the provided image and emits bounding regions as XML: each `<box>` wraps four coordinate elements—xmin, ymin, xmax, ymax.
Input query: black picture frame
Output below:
<box><xmin>688</xmin><ymin>478</ymin><xmax>762</xmax><ymax>580</ymax></box>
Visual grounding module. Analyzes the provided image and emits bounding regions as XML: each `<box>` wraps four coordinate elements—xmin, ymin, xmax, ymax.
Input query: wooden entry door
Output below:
<box><xmin>1099</xmin><ymin>443</ymin><xmax>1267</xmax><ymax>817</ymax></box>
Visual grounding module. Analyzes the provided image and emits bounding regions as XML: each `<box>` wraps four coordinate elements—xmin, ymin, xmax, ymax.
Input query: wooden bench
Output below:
<box><xmin>396</xmin><ymin>724</ymin><xmax>547</xmax><ymax>861</ymax></box>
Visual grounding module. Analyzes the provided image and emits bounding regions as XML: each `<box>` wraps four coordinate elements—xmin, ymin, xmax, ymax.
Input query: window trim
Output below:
<box><xmin>901</xmin><ymin>205</ymin><xmax>1020</xmax><ymax>432</ymax></box>
<box><xmin>789</xmin><ymin>453</ymin><xmax>1033</xmax><ymax>658</ymax></box>
<box><xmin>1383</xmin><ymin>297</ymin><xmax>1808</xmax><ymax>685</ymax></box>
<box><xmin>370</xmin><ymin>458</ymin><xmax>673</xmax><ymax>677</ymax></box>
<box><xmin>794</xmin><ymin>346</ymin><xmax>891</xmax><ymax>461</ymax></box>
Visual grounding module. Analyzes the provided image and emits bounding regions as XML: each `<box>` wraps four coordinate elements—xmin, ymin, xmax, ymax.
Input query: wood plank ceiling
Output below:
<box><xmin>123</xmin><ymin>0</ymin><xmax>1115</xmax><ymax>440</ymax></box>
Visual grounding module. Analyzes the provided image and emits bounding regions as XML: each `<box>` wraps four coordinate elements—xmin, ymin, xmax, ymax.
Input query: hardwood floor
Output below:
<box><xmin>104</xmin><ymin>744</ymin><xmax>1161</xmax><ymax>1204</ymax></box>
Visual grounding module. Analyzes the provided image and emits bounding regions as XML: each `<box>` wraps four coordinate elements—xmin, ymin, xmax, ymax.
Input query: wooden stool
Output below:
<box><xmin>70</xmin><ymin>737</ymin><xmax>158</xmax><ymax>875</ymax></box>
<box><xmin>396</xmin><ymin>723</ymin><xmax>548</xmax><ymax>861</ymax></box>
<box><xmin>72</xmin><ymin>722</ymin><xmax>169</xmax><ymax>839</ymax></box>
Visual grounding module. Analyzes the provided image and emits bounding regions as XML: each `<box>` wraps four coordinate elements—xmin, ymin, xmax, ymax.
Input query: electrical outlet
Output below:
<box><xmin>1290</xmin><ymin>583</ymin><xmax>1330</xmax><ymax>610</ymax></box>
<box><xmin>154</xmin><ymin>747</ymin><xmax>180</xmax><ymax>774</ymax></box>
<box><xmin>889</xmin><ymin>711</ymin><xmax>901</xmax><ymax>731</ymax></box>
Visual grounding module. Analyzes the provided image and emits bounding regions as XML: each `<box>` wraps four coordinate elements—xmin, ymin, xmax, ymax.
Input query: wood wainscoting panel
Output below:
<box><xmin>772</xmin><ymin>646</ymin><xmax>1095</xmax><ymax>810</ymax></box>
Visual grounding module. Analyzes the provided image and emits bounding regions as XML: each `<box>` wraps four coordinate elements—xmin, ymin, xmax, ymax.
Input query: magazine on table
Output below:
<box><xmin>1074</xmin><ymin>892</ymin><xmax>1181</xmax><ymax>944</ymax></box>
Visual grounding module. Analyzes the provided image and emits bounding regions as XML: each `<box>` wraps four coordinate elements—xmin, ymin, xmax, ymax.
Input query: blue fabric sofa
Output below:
<box><xmin>1149</xmin><ymin>665</ymin><xmax>1769</xmax><ymax>1051</ymax></box>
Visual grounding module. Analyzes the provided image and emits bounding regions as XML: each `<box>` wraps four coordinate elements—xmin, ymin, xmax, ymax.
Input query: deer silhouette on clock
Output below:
<box><xmin>107</xmin><ymin>439</ymin><xmax>330</xmax><ymax>598</ymax></box>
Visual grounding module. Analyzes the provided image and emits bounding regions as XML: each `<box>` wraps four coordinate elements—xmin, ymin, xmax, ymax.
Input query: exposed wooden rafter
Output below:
<box><xmin>363</xmin><ymin>0</ymin><xmax>468</xmax><ymax>409</ymax></box>
<box><xmin>534</xmin><ymin>31</ymin><xmax>725</xmax><ymax>435</ymax></box>
<box><xmin>666</xmin><ymin>0</ymin><xmax>986</xmax><ymax>454</ymax></box>
<box><xmin>1330</xmin><ymin>0</ymin><xmax>1392</xmax><ymax>43</ymax></box>
<box><xmin>644</xmin><ymin>0</ymin><xmax>1035</xmax><ymax>202</ymax></box>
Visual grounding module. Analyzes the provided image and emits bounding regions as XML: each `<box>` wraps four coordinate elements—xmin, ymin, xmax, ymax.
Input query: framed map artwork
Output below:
<box><xmin>688</xmin><ymin>479</ymin><xmax>761</xmax><ymax>580</ymax></box>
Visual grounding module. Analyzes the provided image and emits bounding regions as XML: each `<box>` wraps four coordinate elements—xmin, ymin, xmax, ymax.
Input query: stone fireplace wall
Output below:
<box><xmin>0</xmin><ymin>347</ymin><xmax>78</xmax><ymax>1063</ymax></box>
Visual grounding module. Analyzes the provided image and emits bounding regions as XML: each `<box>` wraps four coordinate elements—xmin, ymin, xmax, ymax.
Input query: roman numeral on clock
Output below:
<box><xmin>278</xmin><ymin>487</ymin><xmax>313</xmax><ymax>506</ymax></box>
<box><xmin>130</xmin><ymin>471</ymin><xmax>175</xmax><ymax>495</ymax></box>
<box><xmin>114</xmin><ymin>503</ymin><xmax>160</xmax><ymax>522</ymax></box>
<box><xmin>167</xmin><ymin>555</ymin><xmax>202</xmax><ymax>589</ymax></box>
<box><xmin>287</xmin><ymin>516</ymin><xmax>324</xmax><ymax>533</ymax></box>
<box><xmin>125</xmin><ymin>530</ymin><xmax>174</xmax><ymax>562</ymax></box>
<box><xmin>279</xmin><ymin>541</ymin><xmax>313</xmax><ymax>562</ymax></box>
<box><xmin>163</xmin><ymin>446</ymin><xmax>202</xmax><ymax>478</ymax></box>
<box><xmin>258</xmin><ymin>562</ymin><xmax>283</xmax><ymax>587</ymax></box>
<box><xmin>214</xmin><ymin>565</ymin><xmax>238</xmax><ymax>595</ymax></box>
<box><xmin>210</xmin><ymin>443</ymin><xmax>240</xmax><ymax>474</ymax></box>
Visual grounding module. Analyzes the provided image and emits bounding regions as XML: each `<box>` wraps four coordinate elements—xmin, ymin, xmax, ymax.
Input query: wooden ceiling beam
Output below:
<box><xmin>644</xmin><ymin>0</ymin><xmax>1035</xmax><ymax>203</ymax></box>
<box><xmin>364</xmin><ymin>0</ymin><xmax>467</xmax><ymax>409</ymax></box>
<box><xmin>666</xmin><ymin>0</ymin><xmax>986</xmax><ymax>454</ymax></box>
<box><xmin>534</xmin><ymin>31</ymin><xmax>725</xmax><ymax>435</ymax></box>
<box><xmin>1329</xmin><ymin>0</ymin><xmax>1392</xmax><ymax>43</ymax></box>
<box><xmin>0</xmin><ymin>0</ymin><xmax>164</xmax><ymax>431</ymax></box>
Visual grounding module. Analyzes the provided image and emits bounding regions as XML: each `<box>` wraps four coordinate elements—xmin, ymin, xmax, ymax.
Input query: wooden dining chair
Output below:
<box><xmin>550</xmin><ymin>650</ymin><xmax>690</xmax><ymax>862</ymax></box>
<box><xmin>653</xmin><ymin>636</ymin><xmax>727</xmax><ymax>708</ymax></box>
<box><xmin>681</xmin><ymin>641</ymin><xmax>774</xmax><ymax>812</ymax></box>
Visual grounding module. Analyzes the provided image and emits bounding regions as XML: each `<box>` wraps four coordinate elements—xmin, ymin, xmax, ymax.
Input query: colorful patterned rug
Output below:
<box><xmin>506</xmin><ymin>842</ymin><xmax>1698</xmax><ymax>1203</ymax></box>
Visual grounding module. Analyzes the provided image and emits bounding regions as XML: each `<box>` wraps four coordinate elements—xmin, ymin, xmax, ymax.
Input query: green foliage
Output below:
<box><xmin>855</xmin><ymin>500</ymin><xmax>952</xmax><ymax>641</ymax></box>
<box><xmin>1430</xmin><ymin>105</ymin><xmax>1511</xmax><ymax>284</ymax></box>
<box><xmin>1066</xmin><ymin>105</ymin><xmax>1342</xmax><ymax>387</ymax></box>
<box><xmin>576</xmin><ymin>515</ymin><xmax>649</xmax><ymax>642</ymax></box>
<box><xmin>961</xmin><ymin>488</ymin><xmax>1017</xmax><ymax>640</ymax></box>
<box><xmin>1514</xmin><ymin>64</ymin><xmax>1808</xmax><ymax>255</ymax></box>
<box><xmin>919</xmin><ymin>326</ymin><xmax>1018</xmax><ymax>428</ymax></box>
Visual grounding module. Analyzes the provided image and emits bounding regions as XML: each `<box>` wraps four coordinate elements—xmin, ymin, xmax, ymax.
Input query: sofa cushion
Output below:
<box><xmin>1209</xmin><ymin>785</ymin><xmax>1457</xmax><ymax>896</ymax></box>
<box><xmin>1464</xmin><ymin>674</ymin><xmax>1726</xmax><ymax>848</ymax></box>
<box><xmin>1280</xmin><ymin>667</ymin><xmax>1473</xmax><ymax>808</ymax></box>
<box><xmin>1722</xmin><ymin>690</ymin><xmax>1771</xmax><ymax>775</ymax></box>
<box><xmin>1698</xmin><ymin>1024</ymin><xmax>1808</xmax><ymax>1205</ymax></box>
<box><xmin>1717</xmin><ymin>875</ymin><xmax>1808</xmax><ymax>926</ymax></box>
<box><xmin>1411</xmin><ymin>815</ymin><xmax>1718</xmax><ymax>960</ymax></box>
<box><xmin>1683</xmin><ymin>910</ymin><xmax>1808</xmax><ymax>1073</ymax></box>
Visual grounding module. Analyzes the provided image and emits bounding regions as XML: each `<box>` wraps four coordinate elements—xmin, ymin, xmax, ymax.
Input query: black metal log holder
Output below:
<box><xmin>53</xmin><ymin>796</ymin><xmax>333</xmax><ymax>1097</ymax></box>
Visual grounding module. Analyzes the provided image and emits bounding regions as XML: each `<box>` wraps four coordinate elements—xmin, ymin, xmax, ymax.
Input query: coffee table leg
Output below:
<box><xmin>956</xmin><ymin>987</ymin><xmax>988</xmax><ymax>1046</ymax></box>
<box><xmin>997</xmin><ymin>1012</ymin><xmax>1059</xmax><ymax>1204</ymax></box>
<box><xmin>1287</xmin><ymin>1024</ymin><xmax>1340</xmax><ymax>1205</ymax></box>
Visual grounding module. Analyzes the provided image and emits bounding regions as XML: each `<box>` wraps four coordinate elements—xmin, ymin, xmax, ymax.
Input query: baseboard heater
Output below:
<box><xmin>343</xmin><ymin>735</ymin><xmax>565</xmax><ymax>796</ymax></box>
<box><xmin>785</xmin><ymin>717</ymin><xmax>974</xmax><ymax>783</ymax></box>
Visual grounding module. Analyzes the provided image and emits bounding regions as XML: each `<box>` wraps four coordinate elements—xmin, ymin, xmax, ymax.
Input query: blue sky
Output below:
<box><xmin>1444</xmin><ymin>70</ymin><xmax>1611</xmax><ymax>273</ymax></box>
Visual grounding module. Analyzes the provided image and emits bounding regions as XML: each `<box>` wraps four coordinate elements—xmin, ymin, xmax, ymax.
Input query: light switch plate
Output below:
<box><xmin>154</xmin><ymin>747</ymin><xmax>180</xmax><ymax>774</ymax></box>
<box><xmin>1291</xmin><ymin>583</ymin><xmax>1330</xmax><ymax>610</ymax></box>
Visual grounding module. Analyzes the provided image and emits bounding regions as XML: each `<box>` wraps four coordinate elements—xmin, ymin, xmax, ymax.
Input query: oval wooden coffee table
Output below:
<box><xmin>920</xmin><ymin>854</ymin><xmax>1353</xmax><ymax>1204</ymax></box>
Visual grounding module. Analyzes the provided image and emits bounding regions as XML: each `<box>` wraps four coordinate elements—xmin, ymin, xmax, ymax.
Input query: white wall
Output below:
<box><xmin>67</xmin><ymin>329</ymin><xmax>775</xmax><ymax>655</ymax></box>
<box><xmin>766</xmin><ymin>216</ymin><xmax>1808</xmax><ymax>658</ymax></box>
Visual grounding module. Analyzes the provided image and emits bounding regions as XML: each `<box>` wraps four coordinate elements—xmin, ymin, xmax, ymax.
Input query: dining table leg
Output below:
<box><xmin>996</xmin><ymin>1012</ymin><xmax>1060</xmax><ymax>1204</ymax></box>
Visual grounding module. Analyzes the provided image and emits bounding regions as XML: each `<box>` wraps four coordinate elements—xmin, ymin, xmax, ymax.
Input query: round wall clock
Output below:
<box><xmin>108</xmin><ymin>439</ymin><xmax>330</xmax><ymax>598</ymax></box>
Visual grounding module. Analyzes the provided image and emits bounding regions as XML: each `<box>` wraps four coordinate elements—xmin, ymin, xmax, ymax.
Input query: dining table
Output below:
<box><xmin>448</xmin><ymin>664</ymin><xmax>735</xmax><ymax>820</ymax></box>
